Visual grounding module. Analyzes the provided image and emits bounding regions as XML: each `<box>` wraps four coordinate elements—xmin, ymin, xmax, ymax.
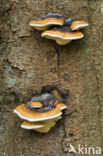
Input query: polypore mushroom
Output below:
<box><xmin>20</xmin><ymin>103</ymin><xmax>65</xmax><ymax>133</ymax></box>
<box><xmin>41</xmin><ymin>26</ymin><xmax>84</xmax><ymax>45</ymax></box>
<box><xmin>65</xmin><ymin>18</ymin><xmax>88</xmax><ymax>31</ymax></box>
<box><xmin>30</xmin><ymin>12</ymin><xmax>64</xmax><ymax>30</ymax></box>
<box><xmin>14</xmin><ymin>93</ymin><xmax>67</xmax><ymax>133</ymax></box>
<box><xmin>14</xmin><ymin>103</ymin><xmax>63</xmax><ymax>122</ymax></box>
<box><xmin>21</xmin><ymin>116</ymin><xmax>61</xmax><ymax>133</ymax></box>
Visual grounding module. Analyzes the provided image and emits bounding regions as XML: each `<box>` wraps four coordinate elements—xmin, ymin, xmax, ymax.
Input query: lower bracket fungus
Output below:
<box><xmin>41</xmin><ymin>27</ymin><xmax>84</xmax><ymax>45</ymax></box>
<box><xmin>14</xmin><ymin>93</ymin><xmax>67</xmax><ymax>133</ymax></box>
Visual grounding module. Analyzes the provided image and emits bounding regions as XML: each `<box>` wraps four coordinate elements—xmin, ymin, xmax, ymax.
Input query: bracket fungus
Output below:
<box><xmin>14</xmin><ymin>93</ymin><xmax>67</xmax><ymax>133</ymax></box>
<box><xmin>30</xmin><ymin>12</ymin><xmax>64</xmax><ymax>30</ymax></box>
<box><xmin>65</xmin><ymin>18</ymin><xmax>88</xmax><ymax>31</ymax></box>
<box><xmin>41</xmin><ymin>27</ymin><xmax>84</xmax><ymax>45</ymax></box>
<box><xmin>30</xmin><ymin>12</ymin><xmax>88</xmax><ymax>45</ymax></box>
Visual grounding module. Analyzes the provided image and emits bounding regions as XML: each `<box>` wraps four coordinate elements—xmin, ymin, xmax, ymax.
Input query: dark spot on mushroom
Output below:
<box><xmin>64</xmin><ymin>18</ymin><xmax>77</xmax><ymax>26</ymax></box>
<box><xmin>29</xmin><ymin>105</ymin><xmax>55</xmax><ymax>113</ymax></box>
<box><xmin>53</xmin><ymin>26</ymin><xmax>74</xmax><ymax>32</ymax></box>
<box><xmin>41</xmin><ymin>85</ymin><xmax>69</xmax><ymax>104</ymax></box>
<box><xmin>26</xmin><ymin>93</ymin><xmax>56</xmax><ymax>112</ymax></box>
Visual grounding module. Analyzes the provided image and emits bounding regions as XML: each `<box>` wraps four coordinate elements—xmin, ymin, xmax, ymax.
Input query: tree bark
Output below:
<box><xmin>0</xmin><ymin>0</ymin><xmax>103</xmax><ymax>155</ymax></box>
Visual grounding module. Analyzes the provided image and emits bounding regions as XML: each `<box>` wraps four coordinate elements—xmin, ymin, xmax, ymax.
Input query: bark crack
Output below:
<box><xmin>54</xmin><ymin>44</ymin><xmax>68</xmax><ymax>153</ymax></box>
<box><xmin>3</xmin><ymin>59</ymin><xmax>25</xmax><ymax>72</ymax></box>
<box><xmin>54</xmin><ymin>44</ymin><xmax>60</xmax><ymax>82</ymax></box>
<box><xmin>95</xmin><ymin>74</ymin><xmax>102</xmax><ymax>149</ymax></box>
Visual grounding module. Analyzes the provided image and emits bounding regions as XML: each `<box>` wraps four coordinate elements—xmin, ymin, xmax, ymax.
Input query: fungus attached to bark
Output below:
<box><xmin>14</xmin><ymin>93</ymin><xmax>67</xmax><ymax>133</ymax></box>
<box><xmin>65</xmin><ymin>18</ymin><xmax>88</xmax><ymax>31</ymax></box>
<box><xmin>30</xmin><ymin>12</ymin><xmax>64</xmax><ymax>30</ymax></box>
<box><xmin>41</xmin><ymin>27</ymin><xmax>84</xmax><ymax>45</ymax></box>
<box><xmin>14</xmin><ymin>103</ymin><xmax>62</xmax><ymax>122</ymax></box>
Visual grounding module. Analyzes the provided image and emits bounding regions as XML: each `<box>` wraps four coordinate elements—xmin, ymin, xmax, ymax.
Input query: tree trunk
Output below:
<box><xmin>0</xmin><ymin>0</ymin><xmax>103</xmax><ymax>155</ymax></box>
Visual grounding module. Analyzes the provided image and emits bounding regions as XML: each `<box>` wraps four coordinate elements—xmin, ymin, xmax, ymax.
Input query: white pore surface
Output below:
<box><xmin>41</xmin><ymin>33</ymin><xmax>84</xmax><ymax>40</ymax></box>
<box><xmin>30</xmin><ymin>22</ymin><xmax>63</xmax><ymax>27</ymax></box>
<box><xmin>21</xmin><ymin>124</ymin><xmax>44</xmax><ymax>129</ymax></box>
<box><xmin>72</xmin><ymin>23</ymin><xmax>89</xmax><ymax>30</ymax></box>
<box><xmin>60</xmin><ymin>105</ymin><xmax>67</xmax><ymax>110</ymax></box>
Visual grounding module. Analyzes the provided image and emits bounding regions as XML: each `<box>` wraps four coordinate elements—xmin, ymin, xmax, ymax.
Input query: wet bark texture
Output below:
<box><xmin>0</xmin><ymin>0</ymin><xmax>103</xmax><ymax>156</ymax></box>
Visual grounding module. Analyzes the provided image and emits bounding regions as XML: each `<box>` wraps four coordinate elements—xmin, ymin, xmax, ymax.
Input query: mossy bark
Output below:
<box><xmin>0</xmin><ymin>0</ymin><xmax>103</xmax><ymax>155</ymax></box>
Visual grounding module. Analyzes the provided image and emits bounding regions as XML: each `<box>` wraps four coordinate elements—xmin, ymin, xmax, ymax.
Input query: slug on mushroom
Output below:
<box><xmin>30</xmin><ymin>12</ymin><xmax>64</xmax><ymax>30</ymax></box>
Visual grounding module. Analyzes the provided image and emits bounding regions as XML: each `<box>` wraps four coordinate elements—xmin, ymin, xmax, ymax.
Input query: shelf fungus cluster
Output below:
<box><xmin>14</xmin><ymin>93</ymin><xmax>67</xmax><ymax>133</ymax></box>
<box><xmin>30</xmin><ymin>12</ymin><xmax>88</xmax><ymax>45</ymax></box>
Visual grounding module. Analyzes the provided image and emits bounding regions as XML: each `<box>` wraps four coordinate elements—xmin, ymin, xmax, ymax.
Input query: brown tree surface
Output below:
<box><xmin>0</xmin><ymin>0</ymin><xmax>103</xmax><ymax>156</ymax></box>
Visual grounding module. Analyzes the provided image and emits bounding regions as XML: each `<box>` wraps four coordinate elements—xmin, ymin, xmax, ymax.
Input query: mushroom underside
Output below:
<box><xmin>71</xmin><ymin>23</ymin><xmax>89</xmax><ymax>31</ymax></box>
<box><xmin>21</xmin><ymin>116</ymin><xmax>61</xmax><ymax>133</ymax></box>
<box><xmin>41</xmin><ymin>32</ymin><xmax>84</xmax><ymax>45</ymax></box>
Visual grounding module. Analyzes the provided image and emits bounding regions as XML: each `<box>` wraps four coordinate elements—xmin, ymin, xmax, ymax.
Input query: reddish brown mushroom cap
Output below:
<box><xmin>64</xmin><ymin>18</ymin><xmax>88</xmax><ymax>31</ymax></box>
<box><xmin>14</xmin><ymin>93</ymin><xmax>67</xmax><ymax>132</ymax></box>
<box><xmin>70</xmin><ymin>20</ymin><xmax>88</xmax><ymax>30</ymax></box>
<box><xmin>41</xmin><ymin>27</ymin><xmax>84</xmax><ymax>45</ymax></box>
<box><xmin>14</xmin><ymin>104</ymin><xmax>63</xmax><ymax>122</ymax></box>
<box><xmin>30</xmin><ymin>12</ymin><xmax>64</xmax><ymax>30</ymax></box>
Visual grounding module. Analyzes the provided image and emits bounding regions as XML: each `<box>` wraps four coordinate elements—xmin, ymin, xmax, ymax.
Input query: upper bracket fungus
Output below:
<box><xmin>30</xmin><ymin>12</ymin><xmax>64</xmax><ymax>30</ymax></box>
<box><xmin>14</xmin><ymin>93</ymin><xmax>67</xmax><ymax>133</ymax></box>
<box><xmin>30</xmin><ymin>12</ymin><xmax>88</xmax><ymax>45</ymax></box>
<box><xmin>65</xmin><ymin>18</ymin><xmax>89</xmax><ymax>31</ymax></box>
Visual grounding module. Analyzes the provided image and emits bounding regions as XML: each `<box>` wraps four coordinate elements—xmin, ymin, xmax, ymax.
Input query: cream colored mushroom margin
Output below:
<box><xmin>14</xmin><ymin>102</ymin><xmax>67</xmax><ymax>133</ymax></box>
<box><xmin>29</xmin><ymin>12</ymin><xmax>64</xmax><ymax>30</ymax></box>
<box><xmin>70</xmin><ymin>20</ymin><xmax>89</xmax><ymax>31</ymax></box>
<box><xmin>30</xmin><ymin>18</ymin><xmax>64</xmax><ymax>30</ymax></box>
<box><xmin>41</xmin><ymin>30</ymin><xmax>84</xmax><ymax>45</ymax></box>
